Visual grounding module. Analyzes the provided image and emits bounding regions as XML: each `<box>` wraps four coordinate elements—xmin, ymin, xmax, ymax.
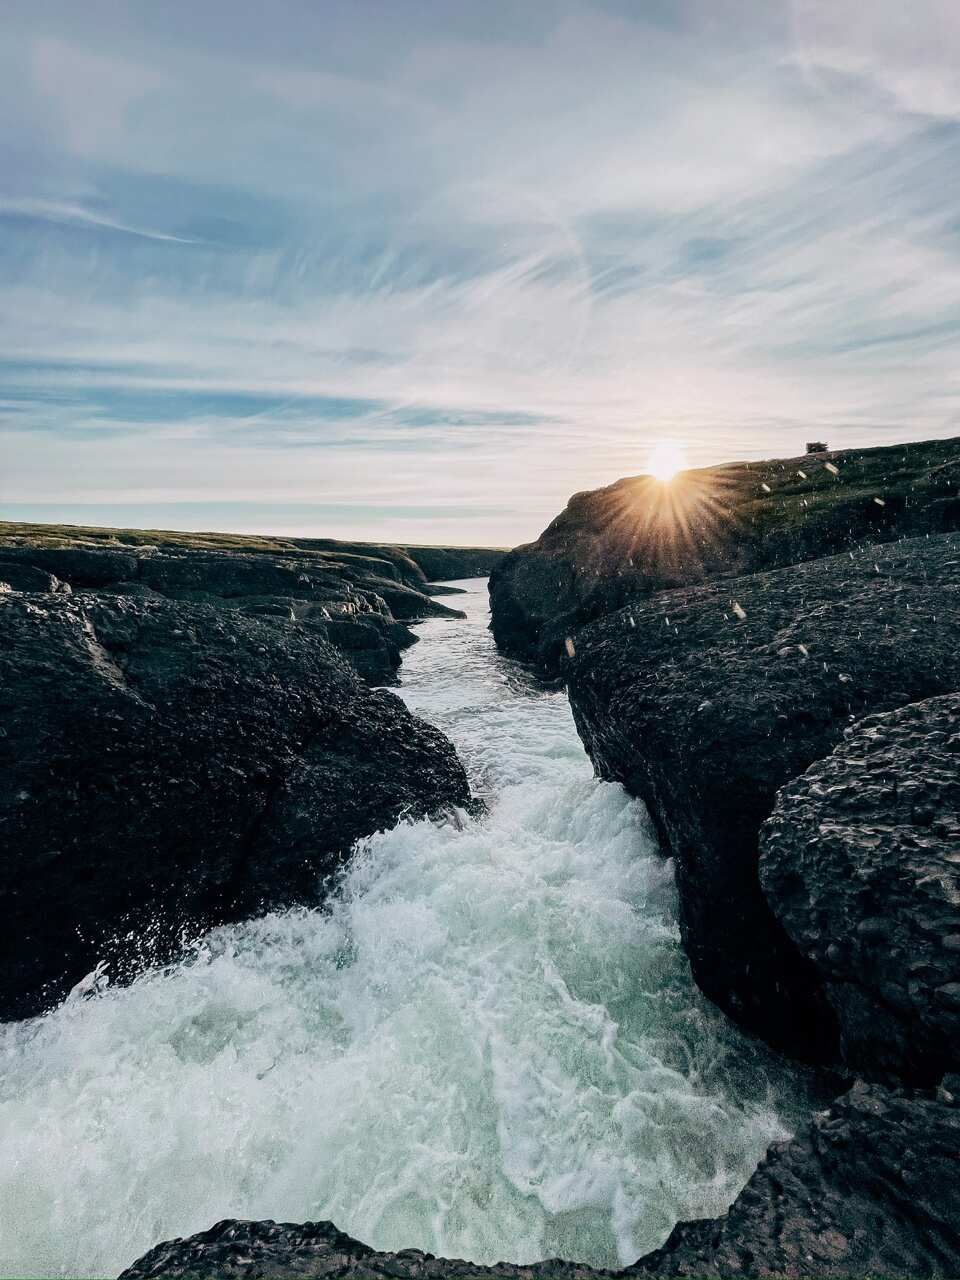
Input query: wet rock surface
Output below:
<box><xmin>632</xmin><ymin>1081</ymin><xmax>960</xmax><ymax>1278</ymax></box>
<box><xmin>761</xmin><ymin>694</ymin><xmax>960</xmax><ymax>1084</ymax></box>
<box><xmin>563</xmin><ymin>533</ymin><xmax>960</xmax><ymax>1062</ymax></box>
<box><xmin>489</xmin><ymin>435</ymin><xmax>960</xmax><ymax>670</ymax></box>
<box><xmin>0</xmin><ymin>590</ymin><xmax>471</xmax><ymax>1022</ymax></box>
<box><xmin>118</xmin><ymin>1084</ymin><xmax>960</xmax><ymax>1280</ymax></box>
<box><xmin>118</xmin><ymin>1218</ymin><xmax>616</xmax><ymax>1279</ymax></box>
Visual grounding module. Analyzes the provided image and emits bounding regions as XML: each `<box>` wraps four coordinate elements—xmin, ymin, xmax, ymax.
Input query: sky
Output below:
<box><xmin>2</xmin><ymin>1</ymin><xmax>960</xmax><ymax>546</ymax></box>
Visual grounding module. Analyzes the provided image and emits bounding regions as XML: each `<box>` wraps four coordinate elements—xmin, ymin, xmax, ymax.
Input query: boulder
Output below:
<box><xmin>117</xmin><ymin>1084</ymin><xmax>960</xmax><ymax>1280</ymax></box>
<box><xmin>563</xmin><ymin>532</ymin><xmax>960</xmax><ymax>1062</ymax></box>
<box><xmin>632</xmin><ymin>1082</ymin><xmax>960</xmax><ymax>1278</ymax></box>
<box><xmin>119</xmin><ymin>1220</ymin><xmax>614</xmax><ymax>1279</ymax></box>
<box><xmin>489</xmin><ymin>435</ymin><xmax>960</xmax><ymax>669</ymax></box>
<box><xmin>760</xmin><ymin>694</ymin><xmax>960</xmax><ymax>1084</ymax></box>
<box><xmin>360</xmin><ymin>576</ymin><xmax>466</xmax><ymax>622</ymax></box>
<box><xmin>316</xmin><ymin>617</ymin><xmax>411</xmax><ymax>685</ymax></box>
<box><xmin>0</xmin><ymin>591</ymin><xmax>471</xmax><ymax>1022</ymax></box>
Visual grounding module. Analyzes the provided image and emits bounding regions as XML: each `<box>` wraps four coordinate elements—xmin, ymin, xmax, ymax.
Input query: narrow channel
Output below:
<box><xmin>0</xmin><ymin>579</ymin><xmax>813</xmax><ymax>1277</ymax></box>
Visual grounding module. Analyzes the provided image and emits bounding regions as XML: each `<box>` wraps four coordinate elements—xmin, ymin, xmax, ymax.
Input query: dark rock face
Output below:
<box><xmin>118</xmin><ymin>1218</ymin><xmax>615</xmax><ymax>1279</ymax></box>
<box><xmin>0</xmin><ymin>591</ymin><xmax>471</xmax><ymax>1022</ymax></box>
<box><xmin>118</xmin><ymin>1084</ymin><xmax>960</xmax><ymax>1280</ymax></box>
<box><xmin>632</xmin><ymin>1081</ymin><xmax>960</xmax><ymax>1278</ymax></box>
<box><xmin>0</xmin><ymin>559</ymin><xmax>70</xmax><ymax>594</ymax></box>
<box><xmin>760</xmin><ymin>695</ymin><xmax>960</xmax><ymax>1084</ymax></box>
<box><xmin>400</xmin><ymin>545</ymin><xmax>508</xmax><ymax>582</ymax></box>
<box><xmin>563</xmin><ymin>533</ymin><xmax>960</xmax><ymax>1061</ymax></box>
<box><xmin>490</xmin><ymin>435</ymin><xmax>960</xmax><ymax>669</ymax></box>
<box><xmin>0</xmin><ymin>542</ymin><xmax>466</xmax><ymax>685</ymax></box>
<box><xmin>290</xmin><ymin>539</ymin><xmax>507</xmax><ymax>584</ymax></box>
<box><xmin>3</xmin><ymin>546</ymin><xmax>140</xmax><ymax>587</ymax></box>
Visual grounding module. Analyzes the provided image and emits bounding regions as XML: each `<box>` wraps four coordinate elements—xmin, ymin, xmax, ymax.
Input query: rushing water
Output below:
<box><xmin>0</xmin><ymin>580</ymin><xmax>814</xmax><ymax>1277</ymax></box>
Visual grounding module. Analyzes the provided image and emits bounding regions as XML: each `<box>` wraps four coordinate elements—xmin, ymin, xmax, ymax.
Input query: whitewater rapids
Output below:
<box><xmin>0</xmin><ymin>579</ymin><xmax>813</xmax><ymax>1276</ymax></box>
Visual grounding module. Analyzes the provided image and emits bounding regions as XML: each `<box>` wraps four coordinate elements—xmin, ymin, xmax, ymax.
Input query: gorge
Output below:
<box><xmin>2</xmin><ymin>436</ymin><xmax>959</xmax><ymax>1279</ymax></box>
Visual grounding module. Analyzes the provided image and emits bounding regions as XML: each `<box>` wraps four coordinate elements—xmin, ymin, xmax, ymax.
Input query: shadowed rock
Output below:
<box><xmin>118</xmin><ymin>1219</ymin><xmax>616</xmax><ymax>1279</ymax></box>
<box><xmin>0</xmin><ymin>541</ymin><xmax>467</xmax><ymax>684</ymax></box>
<box><xmin>562</xmin><ymin>533</ymin><xmax>960</xmax><ymax>1062</ymax></box>
<box><xmin>399</xmin><ymin>544</ymin><xmax>509</xmax><ymax>581</ymax></box>
<box><xmin>761</xmin><ymin>694</ymin><xmax>960</xmax><ymax>1084</ymax></box>
<box><xmin>0</xmin><ymin>591</ymin><xmax>471</xmax><ymax>1022</ymax></box>
<box><xmin>0</xmin><ymin>559</ymin><xmax>70</xmax><ymax>594</ymax></box>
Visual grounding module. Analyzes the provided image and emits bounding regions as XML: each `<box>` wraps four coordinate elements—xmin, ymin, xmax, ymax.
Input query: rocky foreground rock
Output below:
<box><xmin>760</xmin><ymin>694</ymin><xmax>960</xmax><ymax>1084</ymax></box>
<box><xmin>631</xmin><ymin>1080</ymin><xmax>960</xmax><ymax>1278</ymax></box>
<box><xmin>0</xmin><ymin>531</ymin><xmax>483</xmax><ymax>1022</ymax></box>
<box><xmin>118</xmin><ymin>1082</ymin><xmax>960</xmax><ymax>1279</ymax></box>
<box><xmin>563</xmin><ymin>532</ymin><xmax>960</xmax><ymax>1065</ymax></box>
<box><xmin>490</xmin><ymin>435</ymin><xmax>960</xmax><ymax>670</ymax></box>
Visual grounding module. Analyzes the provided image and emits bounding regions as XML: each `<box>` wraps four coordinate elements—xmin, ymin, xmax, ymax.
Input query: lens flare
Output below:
<box><xmin>646</xmin><ymin>440</ymin><xmax>687</xmax><ymax>483</ymax></box>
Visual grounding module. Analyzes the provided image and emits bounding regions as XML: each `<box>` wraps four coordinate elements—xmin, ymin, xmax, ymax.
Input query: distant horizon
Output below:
<box><xmin>4</xmin><ymin>1</ymin><xmax>960</xmax><ymax>543</ymax></box>
<box><xmin>3</xmin><ymin>424</ymin><xmax>957</xmax><ymax>545</ymax></box>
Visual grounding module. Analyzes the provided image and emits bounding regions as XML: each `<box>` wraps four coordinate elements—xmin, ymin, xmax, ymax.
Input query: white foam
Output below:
<box><xmin>0</xmin><ymin>580</ymin><xmax>810</xmax><ymax>1277</ymax></box>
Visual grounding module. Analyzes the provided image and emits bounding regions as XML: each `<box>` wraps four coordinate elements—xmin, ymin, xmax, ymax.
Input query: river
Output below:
<box><xmin>0</xmin><ymin>579</ymin><xmax>812</xmax><ymax>1276</ymax></box>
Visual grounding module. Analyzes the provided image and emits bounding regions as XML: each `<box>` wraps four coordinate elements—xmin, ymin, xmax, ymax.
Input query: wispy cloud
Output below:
<box><xmin>2</xmin><ymin>0</ymin><xmax>960</xmax><ymax>543</ymax></box>
<box><xmin>0</xmin><ymin>196</ymin><xmax>200</xmax><ymax>243</ymax></box>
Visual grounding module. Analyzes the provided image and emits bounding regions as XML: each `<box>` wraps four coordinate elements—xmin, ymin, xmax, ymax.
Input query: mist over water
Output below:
<box><xmin>0</xmin><ymin>580</ymin><xmax>813</xmax><ymax>1277</ymax></box>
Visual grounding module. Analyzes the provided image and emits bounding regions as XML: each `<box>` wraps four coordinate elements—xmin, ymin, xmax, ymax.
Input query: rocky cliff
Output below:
<box><xmin>0</xmin><ymin>526</ymin><xmax>480</xmax><ymax>686</ymax></box>
<box><xmin>563</xmin><ymin>532</ymin><xmax>960</xmax><ymax>1066</ymax></box>
<box><xmin>0</xmin><ymin>532</ymin><xmax>478</xmax><ymax>1021</ymax></box>
<box><xmin>490</xmin><ymin>435</ymin><xmax>960</xmax><ymax>670</ymax></box>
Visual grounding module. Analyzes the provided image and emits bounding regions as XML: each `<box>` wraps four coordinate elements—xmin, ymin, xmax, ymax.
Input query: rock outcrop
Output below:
<box><xmin>0</xmin><ymin>590</ymin><xmax>471</xmax><ymax>1022</ymax></box>
<box><xmin>400</xmin><ymin>544</ymin><xmax>508</xmax><ymax>582</ymax></box>
<box><xmin>118</xmin><ymin>1083</ymin><xmax>960</xmax><ymax>1280</ymax></box>
<box><xmin>562</xmin><ymin>532</ymin><xmax>960</xmax><ymax>1062</ymax></box>
<box><xmin>119</xmin><ymin>1219</ymin><xmax>615</xmax><ymax>1279</ymax></box>
<box><xmin>0</xmin><ymin>559</ymin><xmax>71</xmax><ymax>594</ymax></box>
<box><xmin>632</xmin><ymin>1081</ymin><xmax>960</xmax><ymax>1278</ymax></box>
<box><xmin>490</xmin><ymin>435</ymin><xmax>960</xmax><ymax>670</ymax></box>
<box><xmin>760</xmin><ymin>694</ymin><xmax>960</xmax><ymax>1084</ymax></box>
<box><xmin>292</xmin><ymin>539</ymin><xmax>507</xmax><ymax>585</ymax></box>
<box><xmin>0</xmin><ymin>538</ymin><xmax>467</xmax><ymax>685</ymax></box>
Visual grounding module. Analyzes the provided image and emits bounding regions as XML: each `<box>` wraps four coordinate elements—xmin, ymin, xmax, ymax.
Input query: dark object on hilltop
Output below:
<box><xmin>0</xmin><ymin>591</ymin><xmax>471</xmax><ymax>1022</ymax></box>
<box><xmin>805</xmin><ymin>440</ymin><xmax>828</xmax><ymax>454</ymax></box>
<box><xmin>563</xmin><ymin>533</ymin><xmax>960</xmax><ymax>1065</ymax></box>
<box><xmin>118</xmin><ymin>1084</ymin><xmax>960</xmax><ymax>1279</ymax></box>
<box><xmin>761</xmin><ymin>694</ymin><xmax>960</xmax><ymax>1084</ymax></box>
<box><xmin>489</xmin><ymin>434</ymin><xmax>960</xmax><ymax>669</ymax></box>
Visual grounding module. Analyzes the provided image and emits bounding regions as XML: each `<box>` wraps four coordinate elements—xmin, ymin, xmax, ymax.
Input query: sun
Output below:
<box><xmin>646</xmin><ymin>439</ymin><xmax>688</xmax><ymax>484</ymax></box>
